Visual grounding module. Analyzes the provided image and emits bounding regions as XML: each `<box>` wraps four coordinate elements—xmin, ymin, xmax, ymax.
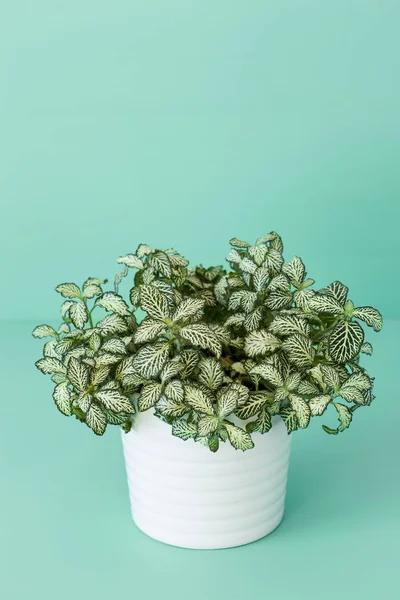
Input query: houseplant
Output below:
<box><xmin>33</xmin><ymin>232</ymin><xmax>382</xmax><ymax>549</ymax></box>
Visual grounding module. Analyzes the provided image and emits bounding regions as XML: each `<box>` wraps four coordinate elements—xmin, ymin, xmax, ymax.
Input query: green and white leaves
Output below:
<box><xmin>32</xmin><ymin>324</ymin><xmax>58</xmax><ymax>339</ymax></box>
<box><xmin>180</xmin><ymin>324</ymin><xmax>222</xmax><ymax>356</ymax></box>
<box><xmin>140</xmin><ymin>285</ymin><xmax>171</xmax><ymax>321</ymax></box>
<box><xmin>133</xmin><ymin>342</ymin><xmax>170</xmax><ymax>378</ymax></box>
<box><xmin>55</xmin><ymin>283</ymin><xmax>81</xmax><ymax>298</ymax></box>
<box><xmin>184</xmin><ymin>385</ymin><xmax>214</xmax><ymax>415</ymax></box>
<box><xmin>245</xmin><ymin>330</ymin><xmax>282</xmax><ymax>357</ymax></box>
<box><xmin>95</xmin><ymin>292</ymin><xmax>130</xmax><ymax>316</ymax></box>
<box><xmin>282</xmin><ymin>334</ymin><xmax>315</xmax><ymax>368</ymax></box>
<box><xmin>353</xmin><ymin>306</ymin><xmax>383</xmax><ymax>332</ymax></box>
<box><xmin>86</xmin><ymin>403</ymin><xmax>107</xmax><ymax>435</ymax></box>
<box><xmin>53</xmin><ymin>383</ymin><xmax>73</xmax><ymax>416</ymax></box>
<box><xmin>69</xmin><ymin>301</ymin><xmax>89</xmax><ymax>328</ymax></box>
<box><xmin>328</xmin><ymin>321</ymin><xmax>364</xmax><ymax>363</ymax></box>
<box><xmin>67</xmin><ymin>357</ymin><xmax>89</xmax><ymax>391</ymax></box>
<box><xmin>224</xmin><ymin>422</ymin><xmax>254</xmax><ymax>451</ymax></box>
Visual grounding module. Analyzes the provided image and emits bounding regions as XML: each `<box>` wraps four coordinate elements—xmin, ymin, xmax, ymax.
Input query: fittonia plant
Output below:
<box><xmin>33</xmin><ymin>233</ymin><xmax>382</xmax><ymax>451</ymax></box>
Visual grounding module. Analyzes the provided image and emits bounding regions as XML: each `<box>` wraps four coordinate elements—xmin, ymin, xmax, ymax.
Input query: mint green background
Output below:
<box><xmin>1</xmin><ymin>2</ymin><xmax>399</xmax><ymax>599</ymax></box>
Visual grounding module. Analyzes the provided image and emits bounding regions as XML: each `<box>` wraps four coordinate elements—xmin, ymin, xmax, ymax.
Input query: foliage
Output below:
<box><xmin>33</xmin><ymin>234</ymin><xmax>382</xmax><ymax>451</ymax></box>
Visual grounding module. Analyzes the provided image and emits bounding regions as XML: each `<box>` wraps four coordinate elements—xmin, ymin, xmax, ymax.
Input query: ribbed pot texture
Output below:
<box><xmin>121</xmin><ymin>411</ymin><xmax>292</xmax><ymax>549</ymax></box>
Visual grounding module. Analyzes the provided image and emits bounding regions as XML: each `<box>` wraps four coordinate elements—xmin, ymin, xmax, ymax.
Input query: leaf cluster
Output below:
<box><xmin>33</xmin><ymin>235</ymin><xmax>382</xmax><ymax>450</ymax></box>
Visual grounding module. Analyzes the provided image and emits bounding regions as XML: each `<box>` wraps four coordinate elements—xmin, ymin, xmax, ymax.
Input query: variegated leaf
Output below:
<box><xmin>248</xmin><ymin>245</ymin><xmax>268</xmax><ymax>266</ymax></box>
<box><xmin>132</xmin><ymin>342</ymin><xmax>170</xmax><ymax>378</ymax></box>
<box><xmin>53</xmin><ymin>383</ymin><xmax>73</xmax><ymax>416</ymax></box>
<box><xmin>309</xmin><ymin>294</ymin><xmax>344</xmax><ymax>315</ymax></box>
<box><xmin>96</xmin><ymin>353</ymin><xmax>121</xmax><ymax>366</ymax></box>
<box><xmin>216</xmin><ymin>388</ymin><xmax>238</xmax><ymax>418</ymax></box>
<box><xmin>243</xmin><ymin>307</ymin><xmax>263</xmax><ymax>332</ymax></box>
<box><xmin>198</xmin><ymin>358</ymin><xmax>224</xmax><ymax>391</ymax></box>
<box><xmin>136</xmin><ymin>243</ymin><xmax>154</xmax><ymax>258</ymax></box>
<box><xmin>328</xmin><ymin>321</ymin><xmax>364</xmax><ymax>363</ymax></box>
<box><xmin>101</xmin><ymin>338</ymin><xmax>127</xmax><ymax>355</ymax></box>
<box><xmin>117</xmin><ymin>254</ymin><xmax>144</xmax><ymax>269</ymax></box>
<box><xmin>104</xmin><ymin>410</ymin><xmax>132</xmax><ymax>425</ymax></box>
<box><xmin>286</xmin><ymin>371</ymin><xmax>302</xmax><ymax>391</ymax></box>
<box><xmin>266</xmin><ymin>289</ymin><xmax>293</xmax><ymax>310</ymax></box>
<box><xmin>235</xmin><ymin>392</ymin><xmax>271</xmax><ymax>419</ymax></box>
<box><xmin>69</xmin><ymin>301</ymin><xmax>89</xmax><ymax>329</ymax></box>
<box><xmin>269</xmin><ymin>314</ymin><xmax>310</xmax><ymax>337</ymax></box>
<box><xmin>88</xmin><ymin>331</ymin><xmax>101</xmax><ymax>352</ymax></box>
<box><xmin>179</xmin><ymin>349</ymin><xmax>201</xmax><ymax>378</ymax></box>
<box><xmin>138</xmin><ymin>382</ymin><xmax>163</xmax><ymax>411</ymax></box>
<box><xmin>91</xmin><ymin>365</ymin><xmax>110</xmax><ymax>387</ymax></box>
<box><xmin>229</xmin><ymin>237</ymin><xmax>250</xmax><ymax>248</ymax></box>
<box><xmin>224</xmin><ymin>422</ymin><xmax>254</xmax><ymax>451</ymax></box>
<box><xmin>164</xmin><ymin>379</ymin><xmax>184</xmax><ymax>402</ymax></box>
<box><xmin>225</xmin><ymin>313</ymin><xmax>246</xmax><ymax>328</ymax></box>
<box><xmin>172</xmin><ymin>418</ymin><xmax>197</xmax><ymax>441</ymax></box>
<box><xmin>58</xmin><ymin>323</ymin><xmax>70</xmax><ymax>334</ymax></box>
<box><xmin>67</xmin><ymin>357</ymin><xmax>89</xmax><ymax>391</ymax></box>
<box><xmin>298</xmin><ymin>380</ymin><xmax>320</xmax><ymax>395</ymax></box>
<box><xmin>55</xmin><ymin>283</ymin><xmax>81</xmax><ymax>299</ymax></box>
<box><xmin>82</xmin><ymin>284</ymin><xmax>103</xmax><ymax>299</ymax></box>
<box><xmin>180</xmin><ymin>323</ymin><xmax>222</xmax><ymax>357</ymax></box>
<box><xmin>320</xmin><ymin>364</ymin><xmax>340</xmax><ymax>390</ymax></box>
<box><xmin>360</xmin><ymin>342</ymin><xmax>373</xmax><ymax>355</ymax></box>
<box><xmin>282</xmin><ymin>334</ymin><xmax>315</xmax><ymax>368</ymax></box>
<box><xmin>319</xmin><ymin>281</ymin><xmax>348</xmax><ymax>305</ymax></box>
<box><xmin>282</xmin><ymin>256</ymin><xmax>305</xmax><ymax>285</ymax></box>
<box><xmin>184</xmin><ymin>385</ymin><xmax>215</xmax><ymax>415</ymax></box>
<box><xmin>353</xmin><ymin>306</ymin><xmax>383</xmax><ymax>332</ymax></box>
<box><xmin>338</xmin><ymin>386</ymin><xmax>365</xmax><ymax>405</ymax></box>
<box><xmin>95</xmin><ymin>292</ymin><xmax>130</xmax><ymax>317</ymax></box>
<box><xmin>140</xmin><ymin>285</ymin><xmax>171</xmax><ymax>321</ymax></box>
<box><xmin>245</xmin><ymin>329</ymin><xmax>282</xmax><ymax>357</ymax></box>
<box><xmin>280</xmin><ymin>407</ymin><xmax>298</xmax><ymax>434</ymax></box>
<box><xmin>86</xmin><ymin>403</ymin><xmax>107</xmax><ymax>435</ymax></box>
<box><xmin>61</xmin><ymin>300</ymin><xmax>74</xmax><ymax>318</ymax></box>
<box><xmin>150</xmin><ymin>251</ymin><xmax>171</xmax><ymax>277</ymax></box>
<box><xmin>226</xmin><ymin>248</ymin><xmax>241</xmax><ymax>263</ymax></box>
<box><xmin>309</xmin><ymin>394</ymin><xmax>331</xmax><ymax>416</ymax></box>
<box><xmin>32</xmin><ymin>324</ymin><xmax>58</xmax><ymax>339</ymax></box>
<box><xmin>35</xmin><ymin>356</ymin><xmax>66</xmax><ymax>375</ymax></box>
<box><xmin>77</xmin><ymin>392</ymin><xmax>92</xmax><ymax>413</ymax></box>
<box><xmin>293</xmin><ymin>289</ymin><xmax>315</xmax><ymax>310</ymax></box>
<box><xmin>342</xmin><ymin>372</ymin><xmax>372</xmax><ymax>391</ymax></box>
<box><xmin>197</xmin><ymin>415</ymin><xmax>220</xmax><ymax>436</ymax></box>
<box><xmin>96</xmin><ymin>314</ymin><xmax>128</xmax><ymax>335</ymax></box>
<box><xmin>248</xmin><ymin>408</ymin><xmax>272</xmax><ymax>434</ymax></box>
<box><xmin>326</xmin><ymin>402</ymin><xmax>352</xmax><ymax>433</ymax></box>
<box><xmin>289</xmin><ymin>394</ymin><xmax>311</xmax><ymax>428</ymax></box>
<box><xmin>134</xmin><ymin>318</ymin><xmax>167</xmax><ymax>344</ymax></box>
<box><xmin>264</xmin><ymin>248</ymin><xmax>284</xmax><ymax>274</ymax></box>
<box><xmin>160</xmin><ymin>360</ymin><xmax>184</xmax><ymax>383</ymax></box>
<box><xmin>172</xmin><ymin>298</ymin><xmax>205</xmax><ymax>322</ymax></box>
<box><xmin>43</xmin><ymin>340</ymin><xmax>61</xmax><ymax>358</ymax></box>
<box><xmin>240</xmin><ymin>257</ymin><xmax>257</xmax><ymax>274</ymax></box>
<box><xmin>250</xmin><ymin>363</ymin><xmax>283</xmax><ymax>387</ymax></box>
<box><xmin>253</xmin><ymin>267</ymin><xmax>269</xmax><ymax>292</ymax></box>
<box><xmin>156</xmin><ymin>395</ymin><xmax>188</xmax><ymax>418</ymax></box>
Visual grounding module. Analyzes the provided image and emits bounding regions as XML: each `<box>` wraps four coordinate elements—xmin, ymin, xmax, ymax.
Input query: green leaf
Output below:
<box><xmin>243</xmin><ymin>308</ymin><xmax>264</xmax><ymax>332</ymax></box>
<box><xmin>32</xmin><ymin>324</ymin><xmax>58</xmax><ymax>339</ymax></box>
<box><xmin>269</xmin><ymin>315</ymin><xmax>310</xmax><ymax>337</ymax></box>
<box><xmin>282</xmin><ymin>256</ymin><xmax>305</xmax><ymax>285</ymax></box>
<box><xmin>244</xmin><ymin>330</ymin><xmax>282</xmax><ymax>357</ymax></box>
<box><xmin>180</xmin><ymin>323</ymin><xmax>222</xmax><ymax>357</ymax></box>
<box><xmin>43</xmin><ymin>340</ymin><xmax>61</xmax><ymax>358</ymax></box>
<box><xmin>164</xmin><ymin>379</ymin><xmax>184</xmax><ymax>402</ymax></box>
<box><xmin>96</xmin><ymin>382</ymin><xmax>134</xmax><ymax>413</ymax></box>
<box><xmin>55</xmin><ymin>283</ymin><xmax>81</xmax><ymax>299</ymax></box>
<box><xmin>51</xmin><ymin>372</ymin><xmax>67</xmax><ymax>384</ymax></box>
<box><xmin>184</xmin><ymin>385</ymin><xmax>215</xmax><ymax>415</ymax></box>
<box><xmin>160</xmin><ymin>360</ymin><xmax>184</xmax><ymax>383</ymax></box>
<box><xmin>266</xmin><ymin>289</ymin><xmax>293</xmax><ymax>310</ymax></box>
<box><xmin>338</xmin><ymin>386</ymin><xmax>365</xmax><ymax>405</ymax></box>
<box><xmin>282</xmin><ymin>333</ymin><xmax>315</xmax><ymax>367</ymax></box>
<box><xmin>117</xmin><ymin>254</ymin><xmax>144</xmax><ymax>269</ymax></box>
<box><xmin>216</xmin><ymin>388</ymin><xmax>238</xmax><ymax>418</ymax></box>
<box><xmin>156</xmin><ymin>395</ymin><xmax>188</xmax><ymax>417</ymax></box>
<box><xmin>298</xmin><ymin>380</ymin><xmax>320</xmax><ymax>395</ymax></box>
<box><xmin>67</xmin><ymin>357</ymin><xmax>89</xmax><ymax>391</ymax></box>
<box><xmin>250</xmin><ymin>363</ymin><xmax>283</xmax><ymax>387</ymax></box>
<box><xmin>95</xmin><ymin>292</ymin><xmax>130</xmax><ymax>316</ymax></box>
<box><xmin>253</xmin><ymin>267</ymin><xmax>269</xmax><ymax>292</ymax></box>
<box><xmin>172</xmin><ymin>298</ymin><xmax>205</xmax><ymax>322</ymax></box>
<box><xmin>328</xmin><ymin>321</ymin><xmax>364</xmax><ymax>363</ymax></box>
<box><xmin>132</xmin><ymin>342</ymin><xmax>170</xmax><ymax>378</ymax></box>
<box><xmin>280</xmin><ymin>407</ymin><xmax>298</xmax><ymax>434</ymax></box>
<box><xmin>360</xmin><ymin>342</ymin><xmax>373</xmax><ymax>355</ymax></box>
<box><xmin>134</xmin><ymin>318</ymin><xmax>167</xmax><ymax>344</ymax></box>
<box><xmin>69</xmin><ymin>301</ymin><xmax>89</xmax><ymax>329</ymax></box>
<box><xmin>198</xmin><ymin>358</ymin><xmax>224</xmax><ymax>391</ymax></box>
<box><xmin>137</xmin><ymin>382</ymin><xmax>163</xmax><ymax>411</ymax></box>
<box><xmin>91</xmin><ymin>365</ymin><xmax>110</xmax><ymax>387</ymax></box>
<box><xmin>248</xmin><ymin>408</ymin><xmax>272</xmax><ymax>434</ymax></box>
<box><xmin>309</xmin><ymin>294</ymin><xmax>344</xmax><ymax>315</ymax></box>
<box><xmin>86</xmin><ymin>403</ymin><xmax>107</xmax><ymax>435</ymax></box>
<box><xmin>53</xmin><ymin>383</ymin><xmax>73</xmax><ymax>416</ymax></box>
<box><xmin>82</xmin><ymin>283</ymin><xmax>103</xmax><ymax>298</ymax></box>
<box><xmin>208</xmin><ymin>435</ymin><xmax>220</xmax><ymax>452</ymax></box>
<box><xmin>235</xmin><ymin>391</ymin><xmax>271</xmax><ymax>419</ymax></box>
<box><xmin>342</xmin><ymin>371</ymin><xmax>372</xmax><ymax>392</ymax></box>
<box><xmin>140</xmin><ymin>285</ymin><xmax>171</xmax><ymax>321</ymax></box>
<box><xmin>95</xmin><ymin>353</ymin><xmax>121</xmax><ymax>366</ymax></box>
<box><xmin>104</xmin><ymin>410</ymin><xmax>132</xmax><ymax>425</ymax></box>
<box><xmin>248</xmin><ymin>244</ymin><xmax>268</xmax><ymax>266</ymax></box>
<box><xmin>319</xmin><ymin>281</ymin><xmax>348</xmax><ymax>305</ymax></box>
<box><xmin>229</xmin><ymin>237</ymin><xmax>250</xmax><ymax>248</ymax></box>
<box><xmin>172</xmin><ymin>418</ymin><xmax>197</xmax><ymax>441</ymax></box>
<box><xmin>197</xmin><ymin>415</ymin><xmax>220</xmax><ymax>436</ymax></box>
<box><xmin>320</xmin><ymin>364</ymin><xmax>340</xmax><ymax>390</ymax></box>
<box><xmin>289</xmin><ymin>394</ymin><xmax>311</xmax><ymax>428</ymax></box>
<box><xmin>136</xmin><ymin>243</ymin><xmax>154</xmax><ymax>258</ymax></box>
<box><xmin>35</xmin><ymin>356</ymin><xmax>66</xmax><ymax>375</ymax></box>
<box><xmin>309</xmin><ymin>394</ymin><xmax>332</xmax><ymax>416</ymax></box>
<box><xmin>264</xmin><ymin>248</ymin><xmax>284</xmax><ymax>274</ymax></box>
<box><xmin>333</xmin><ymin>402</ymin><xmax>352</xmax><ymax>432</ymax></box>
<box><xmin>353</xmin><ymin>306</ymin><xmax>383</xmax><ymax>332</ymax></box>
<box><xmin>224</xmin><ymin>422</ymin><xmax>254</xmax><ymax>451</ymax></box>
<box><xmin>101</xmin><ymin>338</ymin><xmax>127</xmax><ymax>355</ymax></box>
<box><xmin>77</xmin><ymin>392</ymin><xmax>92</xmax><ymax>413</ymax></box>
<box><xmin>89</xmin><ymin>331</ymin><xmax>102</xmax><ymax>352</ymax></box>
<box><xmin>150</xmin><ymin>251</ymin><xmax>172</xmax><ymax>277</ymax></box>
<box><xmin>96</xmin><ymin>314</ymin><xmax>128</xmax><ymax>335</ymax></box>
<box><xmin>179</xmin><ymin>349</ymin><xmax>201</xmax><ymax>378</ymax></box>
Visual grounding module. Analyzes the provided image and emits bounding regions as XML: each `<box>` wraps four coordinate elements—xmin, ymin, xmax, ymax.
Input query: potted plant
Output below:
<box><xmin>33</xmin><ymin>232</ymin><xmax>382</xmax><ymax>549</ymax></box>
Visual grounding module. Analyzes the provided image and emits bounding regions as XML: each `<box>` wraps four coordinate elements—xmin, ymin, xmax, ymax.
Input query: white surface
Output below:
<box><xmin>121</xmin><ymin>410</ymin><xmax>292</xmax><ymax>549</ymax></box>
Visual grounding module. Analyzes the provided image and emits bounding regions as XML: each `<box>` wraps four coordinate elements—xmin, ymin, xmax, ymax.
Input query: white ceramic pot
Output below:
<box><xmin>121</xmin><ymin>410</ymin><xmax>292</xmax><ymax>549</ymax></box>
